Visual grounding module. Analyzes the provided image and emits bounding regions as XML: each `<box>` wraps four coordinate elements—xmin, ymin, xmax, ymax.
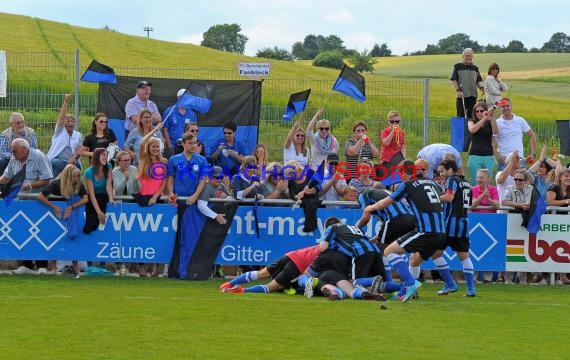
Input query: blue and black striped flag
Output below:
<box><xmin>332</xmin><ymin>64</ymin><xmax>365</xmax><ymax>103</ymax></box>
<box><xmin>80</xmin><ymin>60</ymin><xmax>117</xmax><ymax>84</ymax></box>
<box><xmin>283</xmin><ymin>89</ymin><xmax>311</xmax><ymax>121</ymax></box>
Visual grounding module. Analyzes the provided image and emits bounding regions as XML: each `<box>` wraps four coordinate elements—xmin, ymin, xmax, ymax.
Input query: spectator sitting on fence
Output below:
<box><xmin>112</xmin><ymin>151</ymin><xmax>140</xmax><ymax>197</ymax></box>
<box><xmin>349</xmin><ymin>158</ymin><xmax>378</xmax><ymax>193</ymax></box>
<box><xmin>261</xmin><ymin>162</ymin><xmax>289</xmax><ymax>200</ymax></box>
<box><xmin>306</xmin><ymin>108</ymin><xmax>339</xmax><ymax>171</ymax></box>
<box><xmin>83</xmin><ymin>147</ymin><xmax>115</xmax><ymax>235</ymax></box>
<box><xmin>283</xmin><ymin>120</ymin><xmax>311</xmax><ymax>168</ymax></box>
<box><xmin>162</xmin><ymin>88</ymin><xmax>197</xmax><ymax>158</ymax></box>
<box><xmin>345</xmin><ymin>121</ymin><xmax>379</xmax><ymax>183</ymax></box>
<box><xmin>231</xmin><ymin>156</ymin><xmax>264</xmax><ymax>200</ymax></box>
<box><xmin>79</xmin><ymin>112</ymin><xmax>118</xmax><ymax>162</ymax></box>
<box><xmin>319</xmin><ymin>153</ymin><xmax>347</xmax><ymax>208</ymax></box>
<box><xmin>37</xmin><ymin>164</ymin><xmax>88</xmax><ymax>278</ymax></box>
<box><xmin>47</xmin><ymin>94</ymin><xmax>83</xmax><ymax>177</ymax></box>
<box><xmin>124</xmin><ymin>80</ymin><xmax>162</xmax><ymax>135</ymax></box>
<box><xmin>175</xmin><ymin>122</ymin><xmax>206</xmax><ymax>158</ymax></box>
<box><xmin>0</xmin><ymin>112</ymin><xmax>38</xmax><ymax>175</ymax></box>
<box><xmin>467</xmin><ymin>101</ymin><xmax>498</xmax><ymax>185</ymax></box>
<box><xmin>124</xmin><ymin>109</ymin><xmax>164</xmax><ymax>166</ymax></box>
<box><xmin>416</xmin><ymin>143</ymin><xmax>463</xmax><ymax>180</ymax></box>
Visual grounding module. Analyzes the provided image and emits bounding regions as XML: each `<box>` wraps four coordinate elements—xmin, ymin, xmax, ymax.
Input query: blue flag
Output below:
<box><xmin>1</xmin><ymin>185</ymin><xmax>22</xmax><ymax>206</ymax></box>
<box><xmin>80</xmin><ymin>60</ymin><xmax>117</xmax><ymax>84</ymax></box>
<box><xmin>307</xmin><ymin>160</ymin><xmax>326</xmax><ymax>191</ymax></box>
<box><xmin>450</xmin><ymin>117</ymin><xmax>471</xmax><ymax>152</ymax></box>
<box><xmin>178</xmin><ymin>83</ymin><xmax>215</xmax><ymax>114</ymax></box>
<box><xmin>332</xmin><ymin>64</ymin><xmax>365</xmax><ymax>103</ymax></box>
<box><xmin>283</xmin><ymin>89</ymin><xmax>311</xmax><ymax>121</ymax></box>
<box><xmin>525</xmin><ymin>186</ymin><xmax>547</xmax><ymax>235</ymax></box>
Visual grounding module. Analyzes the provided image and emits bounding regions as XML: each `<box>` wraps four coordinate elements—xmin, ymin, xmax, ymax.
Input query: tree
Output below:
<box><xmin>201</xmin><ymin>23</ymin><xmax>248</xmax><ymax>54</ymax></box>
<box><xmin>436</xmin><ymin>33</ymin><xmax>482</xmax><ymax>53</ymax></box>
<box><xmin>505</xmin><ymin>40</ymin><xmax>527</xmax><ymax>52</ymax></box>
<box><xmin>349</xmin><ymin>49</ymin><xmax>377</xmax><ymax>73</ymax></box>
<box><xmin>312</xmin><ymin>50</ymin><xmax>345</xmax><ymax>69</ymax></box>
<box><xmin>302</xmin><ymin>34</ymin><xmax>322</xmax><ymax>59</ymax></box>
<box><xmin>484</xmin><ymin>43</ymin><xmax>504</xmax><ymax>53</ymax></box>
<box><xmin>291</xmin><ymin>42</ymin><xmax>306</xmax><ymax>59</ymax></box>
<box><xmin>320</xmin><ymin>35</ymin><xmax>345</xmax><ymax>52</ymax></box>
<box><xmin>370</xmin><ymin>43</ymin><xmax>391</xmax><ymax>57</ymax></box>
<box><xmin>256</xmin><ymin>47</ymin><xmax>293</xmax><ymax>61</ymax></box>
<box><xmin>541</xmin><ymin>32</ymin><xmax>570</xmax><ymax>53</ymax></box>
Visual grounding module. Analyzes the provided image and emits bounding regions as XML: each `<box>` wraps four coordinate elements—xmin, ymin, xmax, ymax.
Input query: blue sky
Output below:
<box><xmin>2</xmin><ymin>0</ymin><xmax>568</xmax><ymax>56</ymax></box>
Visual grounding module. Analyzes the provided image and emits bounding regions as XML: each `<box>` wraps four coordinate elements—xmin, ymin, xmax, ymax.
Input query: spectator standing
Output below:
<box><xmin>379</xmin><ymin>110</ymin><xmax>406</xmax><ymax>167</ymax></box>
<box><xmin>484</xmin><ymin>63</ymin><xmax>509</xmax><ymax>106</ymax></box>
<box><xmin>495</xmin><ymin>98</ymin><xmax>537</xmax><ymax>168</ymax></box>
<box><xmin>124</xmin><ymin>80</ymin><xmax>162</xmax><ymax>134</ymax></box>
<box><xmin>37</xmin><ymin>164</ymin><xmax>88</xmax><ymax>278</ymax></box>
<box><xmin>496</xmin><ymin>151</ymin><xmax>520</xmax><ymax>204</ymax></box>
<box><xmin>467</xmin><ymin>102</ymin><xmax>499</xmax><ymax>184</ymax></box>
<box><xmin>46</xmin><ymin>94</ymin><xmax>83</xmax><ymax>177</ymax></box>
<box><xmin>124</xmin><ymin>109</ymin><xmax>164</xmax><ymax>166</ymax></box>
<box><xmin>0</xmin><ymin>112</ymin><xmax>38</xmax><ymax>175</ymax></box>
<box><xmin>345</xmin><ymin>121</ymin><xmax>379</xmax><ymax>182</ymax></box>
<box><xmin>306</xmin><ymin>108</ymin><xmax>339</xmax><ymax>171</ymax></box>
<box><xmin>162</xmin><ymin>89</ymin><xmax>198</xmax><ymax>157</ymax></box>
<box><xmin>83</xmin><ymin>148</ymin><xmax>115</xmax><ymax>234</ymax></box>
<box><xmin>283</xmin><ymin>121</ymin><xmax>311</xmax><ymax>168</ymax></box>
<box><xmin>210</xmin><ymin>122</ymin><xmax>244</xmax><ymax>177</ymax></box>
<box><xmin>80</xmin><ymin>113</ymin><xmax>118</xmax><ymax>161</ymax></box>
<box><xmin>167</xmin><ymin>133</ymin><xmax>207</xmax><ymax>204</ymax></box>
<box><xmin>451</xmin><ymin>48</ymin><xmax>484</xmax><ymax>119</ymax></box>
<box><xmin>175</xmin><ymin>122</ymin><xmax>206</xmax><ymax>158</ymax></box>
<box><xmin>253</xmin><ymin>143</ymin><xmax>269</xmax><ymax>176</ymax></box>
<box><xmin>137</xmin><ymin>123</ymin><xmax>168</xmax><ymax>206</ymax></box>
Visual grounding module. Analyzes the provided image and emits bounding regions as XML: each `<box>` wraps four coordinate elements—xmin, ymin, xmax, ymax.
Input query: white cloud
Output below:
<box><xmin>343</xmin><ymin>32</ymin><xmax>377</xmax><ymax>52</ymax></box>
<box><xmin>323</xmin><ymin>10</ymin><xmax>354</xmax><ymax>24</ymax></box>
<box><xmin>176</xmin><ymin>33</ymin><xmax>203</xmax><ymax>46</ymax></box>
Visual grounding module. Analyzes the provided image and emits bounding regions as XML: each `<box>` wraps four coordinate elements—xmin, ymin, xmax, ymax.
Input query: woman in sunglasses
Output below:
<box><xmin>283</xmin><ymin>121</ymin><xmax>310</xmax><ymax>168</ymax></box>
<box><xmin>484</xmin><ymin>63</ymin><xmax>508</xmax><ymax>106</ymax></box>
<box><xmin>467</xmin><ymin>101</ymin><xmax>498</xmax><ymax>184</ymax></box>
<box><xmin>379</xmin><ymin>110</ymin><xmax>406</xmax><ymax>168</ymax></box>
<box><xmin>306</xmin><ymin>108</ymin><xmax>339</xmax><ymax>171</ymax></box>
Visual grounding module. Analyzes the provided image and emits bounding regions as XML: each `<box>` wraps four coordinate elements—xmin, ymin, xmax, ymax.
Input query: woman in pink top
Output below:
<box><xmin>470</xmin><ymin>168</ymin><xmax>499</xmax><ymax>213</ymax></box>
<box><xmin>138</xmin><ymin>123</ymin><xmax>167</xmax><ymax>205</ymax></box>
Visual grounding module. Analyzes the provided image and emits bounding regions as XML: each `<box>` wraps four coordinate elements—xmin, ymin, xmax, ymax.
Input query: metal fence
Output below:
<box><xmin>0</xmin><ymin>50</ymin><xmax>562</xmax><ymax>163</ymax></box>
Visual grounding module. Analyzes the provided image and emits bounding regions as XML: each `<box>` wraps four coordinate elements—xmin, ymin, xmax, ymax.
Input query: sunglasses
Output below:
<box><xmin>513</xmin><ymin>178</ymin><xmax>525</xmax><ymax>182</ymax></box>
<box><xmin>475</xmin><ymin>109</ymin><xmax>486</xmax><ymax>113</ymax></box>
<box><xmin>390</xmin><ymin>120</ymin><xmax>400</xmax><ymax>124</ymax></box>
<box><xmin>295</xmin><ymin>134</ymin><xmax>305</xmax><ymax>137</ymax></box>
<box><xmin>224</xmin><ymin>131</ymin><xmax>233</xmax><ymax>135</ymax></box>
<box><xmin>328</xmin><ymin>162</ymin><xmax>338</xmax><ymax>166</ymax></box>
<box><xmin>190</xmin><ymin>129</ymin><xmax>199</xmax><ymax>133</ymax></box>
<box><xmin>99</xmin><ymin>120</ymin><xmax>108</xmax><ymax>124</ymax></box>
<box><xmin>119</xmin><ymin>159</ymin><xmax>132</xmax><ymax>162</ymax></box>
<box><xmin>319</xmin><ymin>127</ymin><xmax>330</xmax><ymax>131</ymax></box>
<box><xmin>355</xmin><ymin>128</ymin><xmax>366</xmax><ymax>133</ymax></box>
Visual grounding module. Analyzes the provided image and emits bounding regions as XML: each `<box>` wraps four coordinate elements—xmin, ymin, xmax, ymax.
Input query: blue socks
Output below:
<box><xmin>462</xmin><ymin>258</ymin><xmax>475</xmax><ymax>292</ymax></box>
<box><xmin>433</xmin><ymin>257</ymin><xmax>456</xmax><ymax>288</ymax></box>
<box><xmin>388</xmin><ymin>254</ymin><xmax>415</xmax><ymax>287</ymax></box>
<box><xmin>244</xmin><ymin>285</ymin><xmax>269</xmax><ymax>293</ymax></box>
<box><xmin>230</xmin><ymin>271</ymin><xmax>258</xmax><ymax>286</ymax></box>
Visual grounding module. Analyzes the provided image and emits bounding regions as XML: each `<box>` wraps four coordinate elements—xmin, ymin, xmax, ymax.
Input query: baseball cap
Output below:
<box><xmin>210</xmin><ymin>166</ymin><xmax>224</xmax><ymax>179</ymax></box>
<box><xmin>327</xmin><ymin>153</ymin><xmax>339</xmax><ymax>162</ymax></box>
<box><xmin>176</xmin><ymin>88</ymin><xmax>186</xmax><ymax>97</ymax></box>
<box><xmin>137</xmin><ymin>80</ymin><xmax>152</xmax><ymax>89</ymax></box>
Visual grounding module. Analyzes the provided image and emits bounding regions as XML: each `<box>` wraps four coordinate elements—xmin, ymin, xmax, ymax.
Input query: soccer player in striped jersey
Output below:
<box><xmin>434</xmin><ymin>159</ymin><xmax>476</xmax><ymax>297</ymax></box>
<box><xmin>219</xmin><ymin>245</ymin><xmax>321</xmax><ymax>294</ymax></box>
<box><xmin>356</xmin><ymin>188</ymin><xmax>418</xmax><ymax>295</ymax></box>
<box><xmin>364</xmin><ymin>160</ymin><xmax>446</xmax><ymax>302</ymax></box>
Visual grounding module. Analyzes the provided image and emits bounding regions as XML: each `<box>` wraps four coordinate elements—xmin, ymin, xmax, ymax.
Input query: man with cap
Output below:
<box><xmin>197</xmin><ymin>166</ymin><xmax>231</xmax><ymax>225</ymax></box>
<box><xmin>319</xmin><ymin>153</ymin><xmax>347</xmax><ymax>208</ymax></box>
<box><xmin>162</xmin><ymin>89</ymin><xmax>198</xmax><ymax>157</ymax></box>
<box><xmin>124</xmin><ymin>80</ymin><xmax>162</xmax><ymax>134</ymax></box>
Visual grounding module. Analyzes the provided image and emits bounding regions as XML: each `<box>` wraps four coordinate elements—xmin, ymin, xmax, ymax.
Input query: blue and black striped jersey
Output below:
<box><xmin>323</xmin><ymin>223</ymin><xmax>380</xmax><ymax>257</ymax></box>
<box><xmin>443</xmin><ymin>175</ymin><xmax>472</xmax><ymax>238</ymax></box>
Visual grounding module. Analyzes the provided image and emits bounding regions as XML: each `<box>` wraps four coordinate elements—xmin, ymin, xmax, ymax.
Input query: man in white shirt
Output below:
<box><xmin>495</xmin><ymin>98</ymin><xmax>537</xmax><ymax>168</ymax></box>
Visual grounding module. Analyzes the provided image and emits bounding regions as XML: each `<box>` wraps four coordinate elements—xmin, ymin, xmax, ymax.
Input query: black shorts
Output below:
<box><xmin>308</xmin><ymin>250</ymin><xmax>351</xmax><ymax>278</ymax></box>
<box><xmin>266</xmin><ymin>255</ymin><xmax>302</xmax><ymax>288</ymax></box>
<box><xmin>397</xmin><ymin>231</ymin><xmax>445</xmax><ymax>261</ymax></box>
<box><xmin>379</xmin><ymin>214</ymin><xmax>417</xmax><ymax>244</ymax></box>
<box><xmin>354</xmin><ymin>252</ymin><xmax>386</xmax><ymax>279</ymax></box>
<box><xmin>438</xmin><ymin>236</ymin><xmax>470</xmax><ymax>252</ymax></box>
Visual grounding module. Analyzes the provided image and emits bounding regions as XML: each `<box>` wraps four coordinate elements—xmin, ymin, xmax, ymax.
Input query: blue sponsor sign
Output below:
<box><xmin>0</xmin><ymin>200</ymin><xmax>176</xmax><ymax>263</ymax></box>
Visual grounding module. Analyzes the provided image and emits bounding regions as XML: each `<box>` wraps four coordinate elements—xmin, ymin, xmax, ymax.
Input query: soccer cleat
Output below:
<box><xmin>362</xmin><ymin>291</ymin><xmax>387</xmax><ymax>301</ymax></box>
<box><xmin>437</xmin><ymin>283</ymin><xmax>459</xmax><ymax>296</ymax></box>
<box><xmin>223</xmin><ymin>285</ymin><xmax>244</xmax><ymax>294</ymax></box>
<box><xmin>371</xmin><ymin>275</ymin><xmax>384</xmax><ymax>294</ymax></box>
<box><xmin>219</xmin><ymin>281</ymin><xmax>232</xmax><ymax>292</ymax></box>
<box><xmin>389</xmin><ymin>293</ymin><xmax>404</xmax><ymax>302</ymax></box>
<box><xmin>402</xmin><ymin>280</ymin><xmax>423</xmax><ymax>303</ymax></box>
<box><xmin>303</xmin><ymin>277</ymin><xmax>319</xmax><ymax>299</ymax></box>
<box><xmin>464</xmin><ymin>289</ymin><xmax>477</xmax><ymax>297</ymax></box>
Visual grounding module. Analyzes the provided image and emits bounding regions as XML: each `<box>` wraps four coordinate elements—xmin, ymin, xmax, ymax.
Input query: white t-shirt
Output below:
<box><xmin>496</xmin><ymin>171</ymin><xmax>515</xmax><ymax>204</ymax></box>
<box><xmin>283</xmin><ymin>143</ymin><xmax>311</xmax><ymax>168</ymax></box>
<box><xmin>495</xmin><ymin>114</ymin><xmax>531</xmax><ymax>157</ymax></box>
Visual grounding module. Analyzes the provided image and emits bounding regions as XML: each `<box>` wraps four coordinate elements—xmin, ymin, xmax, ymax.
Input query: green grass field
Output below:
<box><xmin>1</xmin><ymin>275</ymin><xmax>568</xmax><ymax>359</ymax></box>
